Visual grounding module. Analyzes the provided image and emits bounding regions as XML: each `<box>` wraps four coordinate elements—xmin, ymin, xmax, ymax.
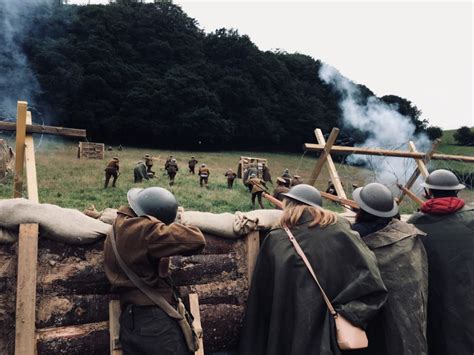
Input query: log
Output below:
<box><xmin>0</xmin><ymin>121</ymin><xmax>87</xmax><ymax>138</ymax></box>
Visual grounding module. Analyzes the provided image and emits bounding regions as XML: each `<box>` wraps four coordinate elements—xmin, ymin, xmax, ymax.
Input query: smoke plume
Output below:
<box><xmin>0</xmin><ymin>0</ymin><xmax>51</xmax><ymax>120</ymax></box>
<box><xmin>319</xmin><ymin>63</ymin><xmax>430</xmax><ymax>188</ymax></box>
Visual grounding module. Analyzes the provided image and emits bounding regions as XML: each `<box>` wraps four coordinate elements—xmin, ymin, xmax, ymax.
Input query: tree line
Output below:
<box><xmin>2</xmin><ymin>2</ymin><xmax>437</xmax><ymax>151</ymax></box>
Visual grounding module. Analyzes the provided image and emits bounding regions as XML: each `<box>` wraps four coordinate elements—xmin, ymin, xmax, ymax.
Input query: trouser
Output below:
<box><xmin>120</xmin><ymin>305</ymin><xmax>190</xmax><ymax>355</ymax></box>
<box><xmin>200</xmin><ymin>176</ymin><xmax>208</xmax><ymax>188</ymax></box>
<box><xmin>146</xmin><ymin>165</ymin><xmax>155</xmax><ymax>175</ymax></box>
<box><xmin>168</xmin><ymin>172</ymin><xmax>176</xmax><ymax>185</ymax></box>
<box><xmin>105</xmin><ymin>168</ymin><xmax>118</xmax><ymax>188</ymax></box>
<box><xmin>189</xmin><ymin>166</ymin><xmax>195</xmax><ymax>174</ymax></box>
<box><xmin>227</xmin><ymin>178</ymin><xmax>235</xmax><ymax>189</ymax></box>
<box><xmin>252</xmin><ymin>191</ymin><xmax>264</xmax><ymax>209</ymax></box>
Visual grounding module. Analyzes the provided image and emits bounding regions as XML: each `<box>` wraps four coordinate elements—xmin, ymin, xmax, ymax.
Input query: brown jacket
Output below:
<box><xmin>104</xmin><ymin>206</ymin><xmax>205</xmax><ymax>306</ymax></box>
<box><xmin>105</xmin><ymin>159</ymin><xmax>119</xmax><ymax>171</ymax></box>
<box><xmin>198</xmin><ymin>167</ymin><xmax>210</xmax><ymax>177</ymax></box>
<box><xmin>273</xmin><ymin>185</ymin><xmax>289</xmax><ymax>201</ymax></box>
<box><xmin>248</xmin><ymin>177</ymin><xmax>266</xmax><ymax>193</ymax></box>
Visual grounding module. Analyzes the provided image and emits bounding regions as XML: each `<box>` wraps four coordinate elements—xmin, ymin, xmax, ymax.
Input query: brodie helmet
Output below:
<box><xmin>352</xmin><ymin>183</ymin><xmax>398</xmax><ymax>218</ymax></box>
<box><xmin>127</xmin><ymin>187</ymin><xmax>178</xmax><ymax>224</ymax></box>
<box><xmin>422</xmin><ymin>169</ymin><xmax>465</xmax><ymax>191</ymax></box>
<box><xmin>282</xmin><ymin>184</ymin><xmax>322</xmax><ymax>208</ymax></box>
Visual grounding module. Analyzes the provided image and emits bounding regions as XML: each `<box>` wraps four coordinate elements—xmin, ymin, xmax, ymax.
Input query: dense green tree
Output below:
<box><xmin>453</xmin><ymin>126</ymin><xmax>474</xmax><ymax>146</ymax></box>
<box><xmin>425</xmin><ymin>126</ymin><xmax>443</xmax><ymax>141</ymax></box>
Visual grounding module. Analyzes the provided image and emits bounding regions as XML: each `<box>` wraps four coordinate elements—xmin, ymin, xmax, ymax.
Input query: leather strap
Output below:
<box><xmin>284</xmin><ymin>226</ymin><xmax>337</xmax><ymax>316</ymax></box>
<box><xmin>109</xmin><ymin>225</ymin><xmax>183</xmax><ymax>320</ymax></box>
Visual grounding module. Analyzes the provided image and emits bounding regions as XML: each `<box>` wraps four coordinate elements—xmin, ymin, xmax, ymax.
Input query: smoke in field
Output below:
<box><xmin>319</xmin><ymin>63</ymin><xmax>430</xmax><ymax>188</ymax></box>
<box><xmin>0</xmin><ymin>0</ymin><xmax>50</xmax><ymax>120</ymax></box>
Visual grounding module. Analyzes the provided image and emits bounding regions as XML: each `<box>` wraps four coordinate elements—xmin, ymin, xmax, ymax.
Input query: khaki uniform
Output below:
<box><xmin>273</xmin><ymin>185</ymin><xmax>289</xmax><ymax>202</ymax></box>
<box><xmin>188</xmin><ymin>159</ymin><xmax>198</xmax><ymax>174</ymax></box>
<box><xmin>166</xmin><ymin>161</ymin><xmax>179</xmax><ymax>185</ymax></box>
<box><xmin>144</xmin><ymin>157</ymin><xmax>154</xmax><ymax>174</ymax></box>
<box><xmin>198</xmin><ymin>167</ymin><xmax>210</xmax><ymax>188</ymax></box>
<box><xmin>248</xmin><ymin>177</ymin><xmax>266</xmax><ymax>208</ymax></box>
<box><xmin>104</xmin><ymin>159</ymin><xmax>119</xmax><ymax>188</ymax></box>
<box><xmin>225</xmin><ymin>169</ymin><xmax>237</xmax><ymax>189</ymax></box>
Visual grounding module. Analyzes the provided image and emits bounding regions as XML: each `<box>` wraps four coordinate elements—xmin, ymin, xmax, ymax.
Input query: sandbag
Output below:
<box><xmin>178</xmin><ymin>211</ymin><xmax>238</xmax><ymax>238</ymax></box>
<box><xmin>0</xmin><ymin>199</ymin><xmax>110</xmax><ymax>245</ymax></box>
<box><xmin>234</xmin><ymin>209</ymin><xmax>282</xmax><ymax>235</ymax></box>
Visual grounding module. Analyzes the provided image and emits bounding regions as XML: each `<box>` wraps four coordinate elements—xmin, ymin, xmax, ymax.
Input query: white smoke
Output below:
<box><xmin>319</xmin><ymin>63</ymin><xmax>431</xmax><ymax>188</ymax></box>
<box><xmin>0</xmin><ymin>0</ymin><xmax>51</xmax><ymax>120</ymax></box>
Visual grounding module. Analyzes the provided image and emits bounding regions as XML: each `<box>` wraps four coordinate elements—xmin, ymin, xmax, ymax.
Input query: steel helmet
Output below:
<box><xmin>127</xmin><ymin>187</ymin><xmax>178</xmax><ymax>224</ymax></box>
<box><xmin>422</xmin><ymin>169</ymin><xmax>465</xmax><ymax>191</ymax></box>
<box><xmin>282</xmin><ymin>184</ymin><xmax>322</xmax><ymax>208</ymax></box>
<box><xmin>353</xmin><ymin>183</ymin><xmax>398</xmax><ymax>218</ymax></box>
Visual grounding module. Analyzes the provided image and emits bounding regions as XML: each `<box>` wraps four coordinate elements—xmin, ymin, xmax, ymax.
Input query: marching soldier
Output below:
<box><xmin>262</xmin><ymin>162</ymin><xmax>273</xmax><ymax>184</ymax></box>
<box><xmin>165</xmin><ymin>155</ymin><xmax>173</xmax><ymax>170</ymax></box>
<box><xmin>198</xmin><ymin>164</ymin><xmax>210</xmax><ymax>188</ymax></box>
<box><xmin>224</xmin><ymin>168</ymin><xmax>237</xmax><ymax>189</ymax></box>
<box><xmin>104</xmin><ymin>157</ymin><xmax>120</xmax><ymax>188</ymax></box>
<box><xmin>248</xmin><ymin>173</ymin><xmax>266</xmax><ymax>209</ymax></box>
<box><xmin>188</xmin><ymin>156</ymin><xmax>198</xmax><ymax>174</ymax></box>
<box><xmin>166</xmin><ymin>158</ymin><xmax>179</xmax><ymax>186</ymax></box>
<box><xmin>273</xmin><ymin>177</ymin><xmax>290</xmax><ymax>202</ymax></box>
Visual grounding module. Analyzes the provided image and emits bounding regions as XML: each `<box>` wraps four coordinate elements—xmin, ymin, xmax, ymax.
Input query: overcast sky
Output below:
<box><xmin>70</xmin><ymin>0</ymin><xmax>473</xmax><ymax>130</ymax></box>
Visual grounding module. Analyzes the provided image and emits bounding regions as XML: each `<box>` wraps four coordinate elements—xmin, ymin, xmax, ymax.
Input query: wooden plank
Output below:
<box><xmin>320</xmin><ymin>191</ymin><xmax>359</xmax><ymax>210</ymax></box>
<box><xmin>409</xmin><ymin>141</ymin><xmax>429</xmax><ymax>178</ymax></box>
<box><xmin>189</xmin><ymin>293</ymin><xmax>204</xmax><ymax>355</ymax></box>
<box><xmin>25</xmin><ymin>111</ymin><xmax>39</xmax><ymax>203</ymax></box>
<box><xmin>304</xmin><ymin>143</ymin><xmax>474</xmax><ymax>162</ymax></box>
<box><xmin>108</xmin><ymin>300</ymin><xmax>122</xmax><ymax>355</ymax></box>
<box><xmin>314</xmin><ymin>128</ymin><xmax>347</xmax><ymax>199</ymax></box>
<box><xmin>396</xmin><ymin>184</ymin><xmax>424</xmax><ymax>206</ymax></box>
<box><xmin>245</xmin><ymin>231</ymin><xmax>260</xmax><ymax>285</ymax></box>
<box><xmin>14</xmin><ymin>223</ymin><xmax>39</xmax><ymax>355</ymax></box>
<box><xmin>398</xmin><ymin>139</ymin><xmax>441</xmax><ymax>204</ymax></box>
<box><xmin>13</xmin><ymin>101</ymin><xmax>27</xmax><ymax>198</ymax></box>
<box><xmin>0</xmin><ymin>121</ymin><xmax>86</xmax><ymax>138</ymax></box>
<box><xmin>308</xmin><ymin>128</ymin><xmax>340</xmax><ymax>186</ymax></box>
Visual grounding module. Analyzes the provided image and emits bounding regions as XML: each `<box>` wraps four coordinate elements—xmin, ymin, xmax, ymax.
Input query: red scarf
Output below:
<box><xmin>421</xmin><ymin>197</ymin><xmax>465</xmax><ymax>215</ymax></box>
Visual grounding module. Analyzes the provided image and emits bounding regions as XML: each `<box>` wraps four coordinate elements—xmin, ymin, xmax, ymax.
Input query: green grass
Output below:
<box><xmin>0</xmin><ymin>136</ymin><xmax>471</xmax><ymax>215</ymax></box>
<box><xmin>431</xmin><ymin>128</ymin><xmax>474</xmax><ymax>174</ymax></box>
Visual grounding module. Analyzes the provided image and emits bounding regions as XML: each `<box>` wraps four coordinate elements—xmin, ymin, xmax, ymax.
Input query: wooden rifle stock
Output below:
<box><xmin>320</xmin><ymin>191</ymin><xmax>359</xmax><ymax>210</ymax></box>
<box><xmin>396</xmin><ymin>184</ymin><xmax>424</xmax><ymax>206</ymax></box>
<box><xmin>262</xmin><ymin>192</ymin><xmax>283</xmax><ymax>209</ymax></box>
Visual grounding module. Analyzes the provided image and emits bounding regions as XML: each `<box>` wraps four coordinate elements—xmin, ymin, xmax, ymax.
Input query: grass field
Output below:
<box><xmin>0</xmin><ymin>134</ymin><xmax>472</xmax><ymax>215</ymax></box>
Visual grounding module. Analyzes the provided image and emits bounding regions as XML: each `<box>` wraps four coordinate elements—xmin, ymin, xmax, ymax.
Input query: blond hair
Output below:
<box><xmin>277</xmin><ymin>199</ymin><xmax>337</xmax><ymax>229</ymax></box>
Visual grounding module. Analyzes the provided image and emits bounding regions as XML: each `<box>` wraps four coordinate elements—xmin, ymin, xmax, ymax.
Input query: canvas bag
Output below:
<box><xmin>284</xmin><ymin>226</ymin><xmax>368</xmax><ymax>350</ymax></box>
<box><xmin>109</xmin><ymin>225</ymin><xmax>200</xmax><ymax>352</ymax></box>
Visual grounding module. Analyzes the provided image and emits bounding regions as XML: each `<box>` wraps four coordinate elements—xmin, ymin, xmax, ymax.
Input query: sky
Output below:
<box><xmin>71</xmin><ymin>0</ymin><xmax>473</xmax><ymax>130</ymax></box>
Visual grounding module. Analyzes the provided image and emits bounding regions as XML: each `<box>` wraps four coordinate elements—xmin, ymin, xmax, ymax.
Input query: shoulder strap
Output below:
<box><xmin>283</xmin><ymin>226</ymin><xmax>337</xmax><ymax>316</ymax></box>
<box><xmin>109</xmin><ymin>226</ymin><xmax>183</xmax><ymax>320</ymax></box>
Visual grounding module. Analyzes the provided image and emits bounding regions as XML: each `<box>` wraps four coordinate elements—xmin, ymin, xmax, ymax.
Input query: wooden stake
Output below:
<box><xmin>0</xmin><ymin>121</ymin><xmax>86</xmax><ymax>138</ymax></box>
<box><xmin>308</xmin><ymin>128</ymin><xmax>340</xmax><ymax>186</ymax></box>
<box><xmin>189</xmin><ymin>293</ymin><xmax>204</xmax><ymax>355</ymax></box>
<box><xmin>25</xmin><ymin>111</ymin><xmax>39</xmax><ymax>203</ymax></box>
<box><xmin>14</xmin><ymin>223</ymin><xmax>39</xmax><ymax>355</ymax></box>
<box><xmin>109</xmin><ymin>300</ymin><xmax>122</xmax><ymax>355</ymax></box>
<box><xmin>245</xmin><ymin>231</ymin><xmax>260</xmax><ymax>285</ymax></box>
<box><xmin>314</xmin><ymin>128</ymin><xmax>347</xmax><ymax>199</ymax></box>
<box><xmin>13</xmin><ymin>101</ymin><xmax>27</xmax><ymax>198</ymax></box>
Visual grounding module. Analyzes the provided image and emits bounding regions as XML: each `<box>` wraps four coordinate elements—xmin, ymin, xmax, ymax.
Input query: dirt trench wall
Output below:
<box><xmin>0</xmin><ymin>232</ymin><xmax>251</xmax><ymax>354</ymax></box>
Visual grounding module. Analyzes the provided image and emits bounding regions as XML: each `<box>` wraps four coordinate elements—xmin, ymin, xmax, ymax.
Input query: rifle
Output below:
<box><xmin>320</xmin><ymin>191</ymin><xmax>359</xmax><ymax>210</ymax></box>
<box><xmin>262</xmin><ymin>192</ymin><xmax>283</xmax><ymax>209</ymax></box>
<box><xmin>396</xmin><ymin>184</ymin><xmax>424</xmax><ymax>206</ymax></box>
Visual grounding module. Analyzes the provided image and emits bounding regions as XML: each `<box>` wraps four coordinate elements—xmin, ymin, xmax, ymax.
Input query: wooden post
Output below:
<box><xmin>308</xmin><ymin>128</ymin><xmax>340</xmax><ymax>186</ymax></box>
<box><xmin>398</xmin><ymin>139</ymin><xmax>440</xmax><ymax>204</ymax></box>
<box><xmin>245</xmin><ymin>231</ymin><xmax>260</xmax><ymax>285</ymax></box>
<box><xmin>14</xmin><ymin>223</ymin><xmax>39</xmax><ymax>355</ymax></box>
<box><xmin>13</xmin><ymin>101</ymin><xmax>27</xmax><ymax>198</ymax></box>
<box><xmin>109</xmin><ymin>300</ymin><xmax>122</xmax><ymax>355</ymax></box>
<box><xmin>25</xmin><ymin>111</ymin><xmax>39</xmax><ymax>203</ymax></box>
<box><xmin>189</xmin><ymin>293</ymin><xmax>204</xmax><ymax>355</ymax></box>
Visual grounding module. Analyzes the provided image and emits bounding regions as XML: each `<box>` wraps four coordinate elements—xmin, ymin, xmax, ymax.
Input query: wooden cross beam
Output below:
<box><xmin>397</xmin><ymin>139</ymin><xmax>441</xmax><ymax>204</ymax></box>
<box><xmin>11</xmin><ymin>101</ymin><xmax>87</xmax><ymax>355</ymax></box>
<box><xmin>0</xmin><ymin>121</ymin><xmax>86</xmax><ymax>138</ymax></box>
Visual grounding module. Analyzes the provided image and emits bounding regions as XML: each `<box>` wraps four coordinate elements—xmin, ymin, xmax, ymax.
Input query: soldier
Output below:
<box><xmin>281</xmin><ymin>168</ymin><xmax>291</xmax><ymax>187</ymax></box>
<box><xmin>273</xmin><ymin>177</ymin><xmax>290</xmax><ymax>203</ymax></box>
<box><xmin>166</xmin><ymin>158</ymin><xmax>179</xmax><ymax>186</ymax></box>
<box><xmin>198</xmin><ymin>164</ymin><xmax>210</xmax><ymax>188</ymax></box>
<box><xmin>224</xmin><ymin>168</ymin><xmax>237</xmax><ymax>189</ymax></box>
<box><xmin>134</xmin><ymin>161</ymin><xmax>149</xmax><ymax>183</ymax></box>
<box><xmin>165</xmin><ymin>155</ymin><xmax>173</xmax><ymax>170</ymax></box>
<box><xmin>103</xmin><ymin>187</ymin><xmax>205</xmax><ymax>355</ymax></box>
<box><xmin>104</xmin><ymin>157</ymin><xmax>120</xmax><ymax>188</ymax></box>
<box><xmin>291</xmin><ymin>175</ymin><xmax>303</xmax><ymax>186</ymax></box>
<box><xmin>117</xmin><ymin>145</ymin><xmax>123</xmax><ymax>151</ymax></box>
<box><xmin>107</xmin><ymin>145</ymin><xmax>113</xmax><ymax>151</ymax></box>
<box><xmin>262</xmin><ymin>162</ymin><xmax>273</xmax><ymax>184</ymax></box>
<box><xmin>188</xmin><ymin>156</ymin><xmax>198</xmax><ymax>174</ymax></box>
<box><xmin>408</xmin><ymin>170</ymin><xmax>474</xmax><ymax>355</ymax></box>
<box><xmin>144</xmin><ymin>154</ymin><xmax>155</xmax><ymax>176</ymax></box>
<box><xmin>248</xmin><ymin>173</ymin><xmax>266</xmax><ymax>209</ymax></box>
